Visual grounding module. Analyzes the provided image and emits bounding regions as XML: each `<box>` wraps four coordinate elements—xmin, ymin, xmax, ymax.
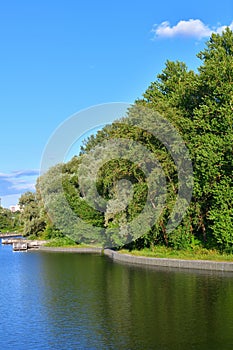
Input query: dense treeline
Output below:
<box><xmin>0</xmin><ymin>207</ymin><xmax>21</xmax><ymax>232</ymax></box>
<box><xmin>17</xmin><ymin>29</ymin><xmax>233</xmax><ymax>252</ymax></box>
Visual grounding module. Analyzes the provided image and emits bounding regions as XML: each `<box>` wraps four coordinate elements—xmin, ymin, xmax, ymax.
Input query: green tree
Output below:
<box><xmin>0</xmin><ymin>207</ymin><xmax>21</xmax><ymax>231</ymax></box>
<box><xmin>137</xmin><ymin>28</ymin><xmax>233</xmax><ymax>250</ymax></box>
<box><xmin>34</xmin><ymin>28</ymin><xmax>233</xmax><ymax>251</ymax></box>
<box><xmin>19</xmin><ymin>191</ymin><xmax>46</xmax><ymax>237</ymax></box>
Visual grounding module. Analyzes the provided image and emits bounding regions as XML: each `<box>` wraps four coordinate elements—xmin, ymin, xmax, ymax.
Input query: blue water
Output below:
<box><xmin>1</xmin><ymin>242</ymin><xmax>233</xmax><ymax>349</ymax></box>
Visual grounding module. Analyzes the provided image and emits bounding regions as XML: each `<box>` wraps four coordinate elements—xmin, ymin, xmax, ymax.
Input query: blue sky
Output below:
<box><xmin>0</xmin><ymin>0</ymin><xmax>232</xmax><ymax>207</ymax></box>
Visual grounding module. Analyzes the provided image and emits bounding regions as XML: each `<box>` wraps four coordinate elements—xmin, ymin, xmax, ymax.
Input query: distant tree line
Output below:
<box><xmin>0</xmin><ymin>207</ymin><xmax>21</xmax><ymax>232</ymax></box>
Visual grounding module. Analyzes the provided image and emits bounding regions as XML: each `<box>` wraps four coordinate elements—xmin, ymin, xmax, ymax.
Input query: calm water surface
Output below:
<box><xmin>0</xmin><ymin>242</ymin><xmax>233</xmax><ymax>349</ymax></box>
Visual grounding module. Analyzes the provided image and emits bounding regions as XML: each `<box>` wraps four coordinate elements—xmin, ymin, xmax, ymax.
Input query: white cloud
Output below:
<box><xmin>216</xmin><ymin>22</ymin><xmax>233</xmax><ymax>34</ymax></box>
<box><xmin>152</xmin><ymin>19</ymin><xmax>233</xmax><ymax>40</ymax></box>
<box><xmin>9</xmin><ymin>182</ymin><xmax>36</xmax><ymax>192</ymax></box>
<box><xmin>0</xmin><ymin>169</ymin><xmax>38</xmax><ymax>197</ymax></box>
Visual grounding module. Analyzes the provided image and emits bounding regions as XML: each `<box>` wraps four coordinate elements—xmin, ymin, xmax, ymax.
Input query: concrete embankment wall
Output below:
<box><xmin>39</xmin><ymin>246</ymin><xmax>233</xmax><ymax>272</ymax></box>
<box><xmin>103</xmin><ymin>249</ymin><xmax>233</xmax><ymax>272</ymax></box>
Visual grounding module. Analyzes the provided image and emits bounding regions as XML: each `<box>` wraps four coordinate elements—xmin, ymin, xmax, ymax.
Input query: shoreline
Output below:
<box><xmin>38</xmin><ymin>246</ymin><xmax>233</xmax><ymax>273</ymax></box>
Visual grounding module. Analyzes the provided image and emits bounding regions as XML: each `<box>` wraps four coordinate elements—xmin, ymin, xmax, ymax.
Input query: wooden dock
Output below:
<box><xmin>1</xmin><ymin>237</ymin><xmax>47</xmax><ymax>251</ymax></box>
<box><xmin>13</xmin><ymin>242</ymin><xmax>28</xmax><ymax>251</ymax></box>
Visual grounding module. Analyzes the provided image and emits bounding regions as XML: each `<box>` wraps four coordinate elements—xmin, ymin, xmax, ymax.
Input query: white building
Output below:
<box><xmin>9</xmin><ymin>204</ymin><xmax>21</xmax><ymax>213</ymax></box>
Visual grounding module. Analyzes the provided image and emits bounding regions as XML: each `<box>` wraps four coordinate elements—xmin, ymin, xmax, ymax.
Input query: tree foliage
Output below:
<box><xmin>19</xmin><ymin>191</ymin><xmax>46</xmax><ymax>237</ymax></box>
<box><xmin>20</xmin><ymin>29</ymin><xmax>233</xmax><ymax>251</ymax></box>
<box><xmin>0</xmin><ymin>207</ymin><xmax>21</xmax><ymax>232</ymax></box>
<box><xmin>136</xmin><ymin>28</ymin><xmax>233</xmax><ymax>251</ymax></box>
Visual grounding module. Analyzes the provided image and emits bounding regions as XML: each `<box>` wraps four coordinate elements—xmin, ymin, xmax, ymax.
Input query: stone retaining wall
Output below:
<box><xmin>104</xmin><ymin>249</ymin><xmax>233</xmax><ymax>272</ymax></box>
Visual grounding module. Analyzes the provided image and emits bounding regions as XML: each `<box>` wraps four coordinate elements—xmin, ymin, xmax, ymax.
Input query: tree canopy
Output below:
<box><xmin>19</xmin><ymin>29</ymin><xmax>233</xmax><ymax>252</ymax></box>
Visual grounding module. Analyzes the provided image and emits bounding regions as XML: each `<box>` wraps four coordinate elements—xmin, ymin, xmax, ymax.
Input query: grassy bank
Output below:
<box><xmin>119</xmin><ymin>246</ymin><xmax>233</xmax><ymax>262</ymax></box>
<box><xmin>43</xmin><ymin>237</ymin><xmax>101</xmax><ymax>249</ymax></box>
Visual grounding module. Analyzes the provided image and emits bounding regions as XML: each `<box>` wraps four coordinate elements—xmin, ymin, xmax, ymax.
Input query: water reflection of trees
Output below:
<box><xmin>40</xmin><ymin>253</ymin><xmax>233</xmax><ymax>349</ymax></box>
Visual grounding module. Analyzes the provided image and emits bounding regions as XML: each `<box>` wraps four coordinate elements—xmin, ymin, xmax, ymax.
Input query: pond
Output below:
<box><xmin>0</xmin><ymin>243</ymin><xmax>233</xmax><ymax>349</ymax></box>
